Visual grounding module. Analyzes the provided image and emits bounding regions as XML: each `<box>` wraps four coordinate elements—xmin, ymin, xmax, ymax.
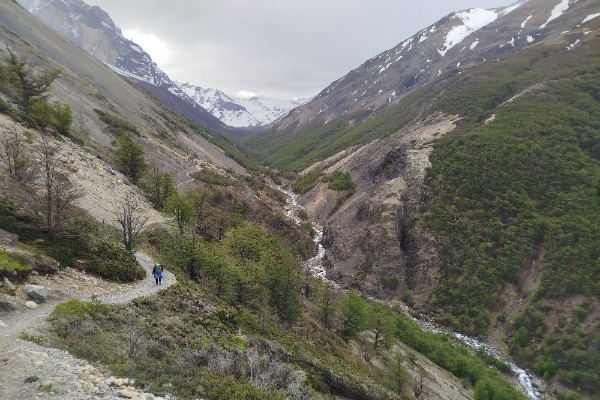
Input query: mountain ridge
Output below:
<box><xmin>16</xmin><ymin>0</ymin><xmax>306</xmax><ymax>130</ymax></box>
<box><xmin>270</xmin><ymin>0</ymin><xmax>600</xmax><ymax>133</ymax></box>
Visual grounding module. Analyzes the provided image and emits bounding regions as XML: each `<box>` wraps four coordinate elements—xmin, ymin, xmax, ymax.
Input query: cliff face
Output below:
<box><xmin>300</xmin><ymin>114</ymin><xmax>456</xmax><ymax>303</ymax></box>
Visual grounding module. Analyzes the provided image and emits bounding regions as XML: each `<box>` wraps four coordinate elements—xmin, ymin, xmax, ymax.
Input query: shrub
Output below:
<box><xmin>191</xmin><ymin>170</ymin><xmax>234</xmax><ymax>186</ymax></box>
<box><xmin>326</xmin><ymin>171</ymin><xmax>354</xmax><ymax>191</ymax></box>
<box><xmin>86</xmin><ymin>243</ymin><xmax>145</xmax><ymax>282</ymax></box>
<box><xmin>291</xmin><ymin>171</ymin><xmax>321</xmax><ymax>194</ymax></box>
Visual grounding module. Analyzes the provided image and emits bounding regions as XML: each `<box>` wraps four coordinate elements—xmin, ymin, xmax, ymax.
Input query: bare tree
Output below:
<box><xmin>25</xmin><ymin>131</ymin><xmax>81</xmax><ymax>230</ymax></box>
<box><xmin>39</xmin><ymin>131</ymin><xmax>57</xmax><ymax>228</ymax></box>
<box><xmin>1</xmin><ymin>125</ymin><xmax>33</xmax><ymax>182</ymax></box>
<box><xmin>413</xmin><ymin>371</ymin><xmax>426</xmax><ymax>399</ymax></box>
<box><xmin>114</xmin><ymin>191</ymin><xmax>149</xmax><ymax>252</ymax></box>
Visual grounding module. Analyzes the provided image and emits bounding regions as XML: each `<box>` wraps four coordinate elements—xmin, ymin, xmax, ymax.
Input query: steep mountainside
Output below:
<box><xmin>254</xmin><ymin>1</ymin><xmax>600</xmax><ymax>396</ymax></box>
<box><xmin>270</xmin><ymin>0</ymin><xmax>600</xmax><ymax>133</ymax></box>
<box><xmin>16</xmin><ymin>0</ymin><xmax>236</xmax><ymax>133</ymax></box>
<box><xmin>17</xmin><ymin>0</ymin><xmax>305</xmax><ymax>130</ymax></box>
<box><xmin>0</xmin><ymin>0</ymin><xmax>246</xmax><ymax>180</ymax></box>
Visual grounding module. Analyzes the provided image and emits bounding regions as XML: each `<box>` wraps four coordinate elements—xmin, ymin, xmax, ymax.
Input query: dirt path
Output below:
<box><xmin>0</xmin><ymin>251</ymin><xmax>176</xmax><ymax>399</ymax></box>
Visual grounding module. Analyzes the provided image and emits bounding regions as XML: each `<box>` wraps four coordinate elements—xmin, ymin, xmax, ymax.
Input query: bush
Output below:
<box><xmin>0</xmin><ymin>249</ymin><xmax>32</xmax><ymax>279</ymax></box>
<box><xmin>291</xmin><ymin>171</ymin><xmax>321</xmax><ymax>194</ymax></box>
<box><xmin>86</xmin><ymin>243</ymin><xmax>145</xmax><ymax>282</ymax></box>
<box><xmin>326</xmin><ymin>171</ymin><xmax>354</xmax><ymax>191</ymax></box>
<box><xmin>191</xmin><ymin>170</ymin><xmax>235</xmax><ymax>186</ymax></box>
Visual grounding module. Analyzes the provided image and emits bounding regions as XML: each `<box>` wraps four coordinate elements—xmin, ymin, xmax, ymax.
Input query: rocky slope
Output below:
<box><xmin>273</xmin><ymin>0</ymin><xmax>600</xmax><ymax>132</ymax></box>
<box><xmin>1</xmin><ymin>0</ymin><xmax>245</xmax><ymax>178</ymax></box>
<box><xmin>300</xmin><ymin>113</ymin><xmax>458</xmax><ymax>303</ymax></box>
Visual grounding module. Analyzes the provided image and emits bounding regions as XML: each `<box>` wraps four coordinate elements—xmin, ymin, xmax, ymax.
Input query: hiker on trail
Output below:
<box><xmin>153</xmin><ymin>263</ymin><xmax>164</xmax><ymax>285</ymax></box>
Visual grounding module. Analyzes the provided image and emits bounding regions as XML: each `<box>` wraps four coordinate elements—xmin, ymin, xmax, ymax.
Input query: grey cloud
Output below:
<box><xmin>87</xmin><ymin>0</ymin><xmax>513</xmax><ymax>98</ymax></box>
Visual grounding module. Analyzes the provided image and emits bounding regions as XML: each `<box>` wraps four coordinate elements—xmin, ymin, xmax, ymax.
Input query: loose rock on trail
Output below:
<box><xmin>0</xmin><ymin>251</ymin><xmax>176</xmax><ymax>400</ymax></box>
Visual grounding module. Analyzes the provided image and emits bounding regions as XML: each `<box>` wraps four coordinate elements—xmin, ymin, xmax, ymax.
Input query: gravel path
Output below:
<box><xmin>0</xmin><ymin>251</ymin><xmax>177</xmax><ymax>400</ymax></box>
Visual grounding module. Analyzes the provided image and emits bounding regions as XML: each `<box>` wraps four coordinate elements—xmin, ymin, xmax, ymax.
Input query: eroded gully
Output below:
<box><xmin>280</xmin><ymin>186</ymin><xmax>540</xmax><ymax>400</ymax></box>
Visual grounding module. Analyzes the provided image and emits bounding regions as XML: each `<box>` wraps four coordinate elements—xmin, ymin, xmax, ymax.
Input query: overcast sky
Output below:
<box><xmin>86</xmin><ymin>0</ymin><xmax>513</xmax><ymax>99</ymax></box>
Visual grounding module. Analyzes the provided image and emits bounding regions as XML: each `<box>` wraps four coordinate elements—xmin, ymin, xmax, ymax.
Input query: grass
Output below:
<box><xmin>0</xmin><ymin>249</ymin><xmax>31</xmax><ymax>273</ymax></box>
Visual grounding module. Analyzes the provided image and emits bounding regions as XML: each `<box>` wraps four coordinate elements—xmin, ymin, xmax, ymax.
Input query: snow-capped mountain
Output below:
<box><xmin>16</xmin><ymin>0</ymin><xmax>303</xmax><ymax>130</ymax></box>
<box><xmin>274</xmin><ymin>0</ymin><xmax>600</xmax><ymax>132</ymax></box>
<box><xmin>178</xmin><ymin>83</ymin><xmax>309</xmax><ymax>129</ymax></box>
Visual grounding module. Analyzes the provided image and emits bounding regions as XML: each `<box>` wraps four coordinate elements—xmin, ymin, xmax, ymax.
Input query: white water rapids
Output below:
<box><xmin>280</xmin><ymin>185</ymin><xmax>540</xmax><ymax>399</ymax></box>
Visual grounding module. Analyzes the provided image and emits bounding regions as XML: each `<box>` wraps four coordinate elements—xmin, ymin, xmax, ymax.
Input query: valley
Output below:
<box><xmin>0</xmin><ymin>0</ymin><xmax>599</xmax><ymax>399</ymax></box>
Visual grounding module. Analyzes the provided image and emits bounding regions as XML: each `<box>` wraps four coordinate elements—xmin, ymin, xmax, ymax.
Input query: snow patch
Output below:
<box><xmin>582</xmin><ymin>13</ymin><xmax>600</xmax><ymax>24</ymax></box>
<box><xmin>540</xmin><ymin>0</ymin><xmax>569</xmax><ymax>29</ymax></box>
<box><xmin>567</xmin><ymin>39</ymin><xmax>580</xmax><ymax>50</ymax></box>
<box><xmin>470</xmin><ymin>40</ymin><xmax>479</xmax><ymax>50</ymax></box>
<box><xmin>521</xmin><ymin>14</ymin><xmax>533</xmax><ymax>29</ymax></box>
<box><xmin>527</xmin><ymin>36</ymin><xmax>535</xmax><ymax>43</ymax></box>
<box><xmin>178</xmin><ymin>82</ymin><xmax>310</xmax><ymax>128</ymax></box>
<box><xmin>130</xmin><ymin>43</ymin><xmax>143</xmax><ymax>53</ymax></box>
<box><xmin>438</xmin><ymin>9</ymin><xmax>498</xmax><ymax>56</ymax></box>
<box><xmin>499</xmin><ymin>3</ymin><xmax>523</xmax><ymax>15</ymax></box>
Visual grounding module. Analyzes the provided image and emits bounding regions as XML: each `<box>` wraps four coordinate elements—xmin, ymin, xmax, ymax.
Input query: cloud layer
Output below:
<box><xmin>87</xmin><ymin>0</ymin><xmax>512</xmax><ymax>98</ymax></box>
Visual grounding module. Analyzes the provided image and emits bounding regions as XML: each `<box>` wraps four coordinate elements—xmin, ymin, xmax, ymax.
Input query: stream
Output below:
<box><xmin>280</xmin><ymin>186</ymin><xmax>541</xmax><ymax>399</ymax></box>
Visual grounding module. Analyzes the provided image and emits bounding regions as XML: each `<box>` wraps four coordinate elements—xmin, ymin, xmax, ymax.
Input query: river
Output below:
<box><xmin>280</xmin><ymin>185</ymin><xmax>541</xmax><ymax>399</ymax></box>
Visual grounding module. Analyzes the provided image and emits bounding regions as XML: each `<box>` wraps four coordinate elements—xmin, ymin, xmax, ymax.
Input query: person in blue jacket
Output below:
<box><xmin>153</xmin><ymin>263</ymin><xmax>164</xmax><ymax>285</ymax></box>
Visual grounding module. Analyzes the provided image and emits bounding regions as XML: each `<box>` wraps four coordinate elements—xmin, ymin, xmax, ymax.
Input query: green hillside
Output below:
<box><xmin>424</xmin><ymin>39</ymin><xmax>600</xmax><ymax>395</ymax></box>
<box><xmin>243</xmin><ymin>33</ymin><xmax>600</xmax><ymax>397</ymax></box>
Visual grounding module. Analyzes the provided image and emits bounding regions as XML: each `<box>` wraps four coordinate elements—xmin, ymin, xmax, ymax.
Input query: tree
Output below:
<box><xmin>28</xmin><ymin>131</ymin><xmax>81</xmax><ymax>230</ymax></box>
<box><xmin>114</xmin><ymin>191</ymin><xmax>149</xmax><ymax>252</ymax></box>
<box><xmin>25</xmin><ymin>100</ymin><xmax>54</xmax><ymax>130</ymax></box>
<box><xmin>318</xmin><ymin>282</ymin><xmax>338</xmax><ymax>329</ymax></box>
<box><xmin>338</xmin><ymin>292</ymin><xmax>368</xmax><ymax>341</ymax></box>
<box><xmin>262</xmin><ymin>242</ymin><xmax>302</xmax><ymax>324</ymax></box>
<box><xmin>386</xmin><ymin>353</ymin><xmax>409</xmax><ymax>396</ymax></box>
<box><xmin>164</xmin><ymin>191</ymin><xmax>194</xmax><ymax>236</ymax></box>
<box><xmin>115</xmin><ymin>134</ymin><xmax>146</xmax><ymax>184</ymax></box>
<box><xmin>4</xmin><ymin>47</ymin><xmax>60</xmax><ymax>108</ymax></box>
<box><xmin>49</xmin><ymin>101</ymin><xmax>73</xmax><ymax>136</ymax></box>
<box><xmin>1</xmin><ymin>125</ymin><xmax>33</xmax><ymax>182</ymax></box>
<box><xmin>369</xmin><ymin>305</ymin><xmax>397</xmax><ymax>349</ymax></box>
<box><xmin>143</xmin><ymin>164</ymin><xmax>175</xmax><ymax>210</ymax></box>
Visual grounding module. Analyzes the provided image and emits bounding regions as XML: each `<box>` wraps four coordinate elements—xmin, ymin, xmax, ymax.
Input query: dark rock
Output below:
<box><xmin>0</xmin><ymin>228</ymin><xmax>18</xmax><ymax>247</ymax></box>
<box><xmin>24</xmin><ymin>375</ymin><xmax>39</xmax><ymax>384</ymax></box>
<box><xmin>32</xmin><ymin>254</ymin><xmax>59</xmax><ymax>274</ymax></box>
<box><xmin>23</xmin><ymin>284</ymin><xmax>48</xmax><ymax>301</ymax></box>
<box><xmin>3</xmin><ymin>277</ymin><xmax>16</xmax><ymax>295</ymax></box>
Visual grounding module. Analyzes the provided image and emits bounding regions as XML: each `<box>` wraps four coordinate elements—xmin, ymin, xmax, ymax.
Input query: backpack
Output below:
<box><xmin>153</xmin><ymin>264</ymin><xmax>162</xmax><ymax>274</ymax></box>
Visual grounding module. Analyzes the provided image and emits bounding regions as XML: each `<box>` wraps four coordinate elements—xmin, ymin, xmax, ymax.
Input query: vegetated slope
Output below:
<box><xmin>423</xmin><ymin>37</ymin><xmax>600</xmax><ymax>396</ymax></box>
<box><xmin>0</xmin><ymin>3</ymin><xmax>525</xmax><ymax>400</ymax></box>
<box><xmin>272</xmin><ymin>17</ymin><xmax>600</xmax><ymax>399</ymax></box>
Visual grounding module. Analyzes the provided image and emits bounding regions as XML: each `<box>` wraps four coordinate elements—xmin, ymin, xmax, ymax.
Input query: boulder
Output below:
<box><xmin>3</xmin><ymin>277</ymin><xmax>16</xmax><ymax>294</ymax></box>
<box><xmin>32</xmin><ymin>255</ymin><xmax>59</xmax><ymax>274</ymax></box>
<box><xmin>25</xmin><ymin>301</ymin><xmax>38</xmax><ymax>309</ymax></box>
<box><xmin>0</xmin><ymin>228</ymin><xmax>18</xmax><ymax>247</ymax></box>
<box><xmin>24</xmin><ymin>284</ymin><xmax>48</xmax><ymax>301</ymax></box>
<box><xmin>0</xmin><ymin>293</ymin><xmax>19</xmax><ymax>311</ymax></box>
<box><xmin>117</xmin><ymin>389</ymin><xmax>140</xmax><ymax>398</ymax></box>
